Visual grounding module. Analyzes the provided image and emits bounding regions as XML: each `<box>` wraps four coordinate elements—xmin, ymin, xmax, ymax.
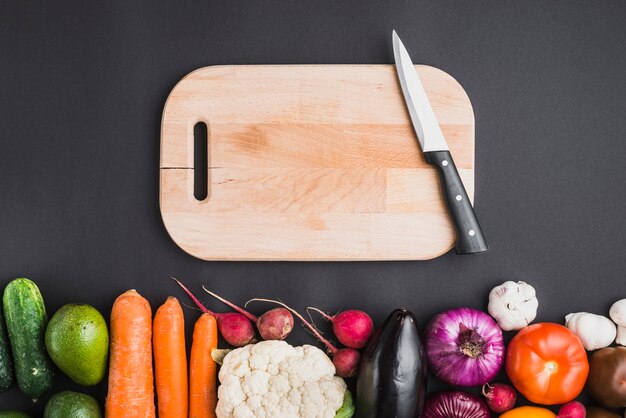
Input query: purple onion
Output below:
<box><xmin>425</xmin><ymin>307</ymin><xmax>504</xmax><ymax>387</ymax></box>
<box><xmin>423</xmin><ymin>391</ymin><xmax>490</xmax><ymax>418</ymax></box>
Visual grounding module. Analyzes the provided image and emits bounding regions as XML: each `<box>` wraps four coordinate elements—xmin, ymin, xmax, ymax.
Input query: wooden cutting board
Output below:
<box><xmin>160</xmin><ymin>65</ymin><xmax>475</xmax><ymax>261</ymax></box>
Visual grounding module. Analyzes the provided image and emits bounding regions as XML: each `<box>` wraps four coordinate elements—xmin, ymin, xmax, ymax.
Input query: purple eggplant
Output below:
<box><xmin>355</xmin><ymin>309</ymin><xmax>427</xmax><ymax>418</ymax></box>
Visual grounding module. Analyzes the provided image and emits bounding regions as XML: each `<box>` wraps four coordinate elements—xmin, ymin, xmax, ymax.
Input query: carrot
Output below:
<box><xmin>154</xmin><ymin>296</ymin><xmax>188</xmax><ymax>418</ymax></box>
<box><xmin>189</xmin><ymin>313</ymin><xmax>218</xmax><ymax>418</ymax></box>
<box><xmin>105</xmin><ymin>289</ymin><xmax>155</xmax><ymax>418</ymax></box>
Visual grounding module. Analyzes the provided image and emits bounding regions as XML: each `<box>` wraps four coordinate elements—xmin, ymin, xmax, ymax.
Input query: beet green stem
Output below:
<box><xmin>171</xmin><ymin>277</ymin><xmax>216</xmax><ymax>316</ymax></box>
<box><xmin>247</xmin><ymin>298</ymin><xmax>337</xmax><ymax>354</ymax></box>
<box><xmin>202</xmin><ymin>286</ymin><xmax>258</xmax><ymax>322</ymax></box>
<box><xmin>306</xmin><ymin>306</ymin><xmax>334</xmax><ymax>322</ymax></box>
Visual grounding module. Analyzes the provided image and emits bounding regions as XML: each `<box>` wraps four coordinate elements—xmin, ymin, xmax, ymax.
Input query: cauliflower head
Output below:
<box><xmin>216</xmin><ymin>340</ymin><xmax>347</xmax><ymax>418</ymax></box>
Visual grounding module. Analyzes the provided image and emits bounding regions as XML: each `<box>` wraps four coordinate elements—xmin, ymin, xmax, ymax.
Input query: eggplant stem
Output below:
<box><xmin>171</xmin><ymin>277</ymin><xmax>215</xmax><ymax>316</ymax></box>
<box><xmin>247</xmin><ymin>298</ymin><xmax>337</xmax><ymax>354</ymax></box>
<box><xmin>202</xmin><ymin>286</ymin><xmax>258</xmax><ymax>322</ymax></box>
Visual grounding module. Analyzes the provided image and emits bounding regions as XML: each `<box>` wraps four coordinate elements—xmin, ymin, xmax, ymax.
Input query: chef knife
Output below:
<box><xmin>392</xmin><ymin>30</ymin><xmax>488</xmax><ymax>254</ymax></box>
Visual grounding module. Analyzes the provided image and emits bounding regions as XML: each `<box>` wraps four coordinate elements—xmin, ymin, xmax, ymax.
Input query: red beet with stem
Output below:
<box><xmin>481</xmin><ymin>383</ymin><xmax>516</xmax><ymax>413</ymax></box>
<box><xmin>248</xmin><ymin>298</ymin><xmax>361</xmax><ymax>378</ymax></box>
<box><xmin>307</xmin><ymin>307</ymin><xmax>374</xmax><ymax>349</ymax></box>
<box><xmin>202</xmin><ymin>286</ymin><xmax>294</xmax><ymax>341</ymax></box>
<box><xmin>173</xmin><ymin>278</ymin><xmax>255</xmax><ymax>347</ymax></box>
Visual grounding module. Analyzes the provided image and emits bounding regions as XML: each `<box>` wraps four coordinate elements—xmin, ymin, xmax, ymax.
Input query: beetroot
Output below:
<box><xmin>209</xmin><ymin>312</ymin><xmax>256</xmax><ymax>347</ymax></box>
<box><xmin>332</xmin><ymin>347</ymin><xmax>362</xmax><ymax>378</ymax></box>
<box><xmin>203</xmin><ymin>287</ymin><xmax>294</xmax><ymax>341</ymax></box>
<box><xmin>557</xmin><ymin>401</ymin><xmax>586</xmax><ymax>418</ymax></box>
<box><xmin>307</xmin><ymin>307</ymin><xmax>374</xmax><ymax>349</ymax></box>
<box><xmin>173</xmin><ymin>278</ymin><xmax>256</xmax><ymax>347</ymax></box>
<box><xmin>249</xmin><ymin>298</ymin><xmax>361</xmax><ymax>378</ymax></box>
<box><xmin>481</xmin><ymin>383</ymin><xmax>516</xmax><ymax>413</ymax></box>
<box><xmin>256</xmin><ymin>307</ymin><xmax>294</xmax><ymax>340</ymax></box>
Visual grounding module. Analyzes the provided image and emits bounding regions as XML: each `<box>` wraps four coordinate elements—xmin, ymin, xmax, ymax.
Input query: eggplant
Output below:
<box><xmin>355</xmin><ymin>309</ymin><xmax>427</xmax><ymax>418</ymax></box>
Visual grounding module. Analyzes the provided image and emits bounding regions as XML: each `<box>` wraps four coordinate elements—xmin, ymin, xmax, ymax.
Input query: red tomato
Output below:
<box><xmin>506</xmin><ymin>323</ymin><xmax>589</xmax><ymax>405</ymax></box>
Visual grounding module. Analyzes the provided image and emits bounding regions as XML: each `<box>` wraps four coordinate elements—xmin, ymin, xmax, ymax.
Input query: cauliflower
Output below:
<box><xmin>216</xmin><ymin>340</ymin><xmax>347</xmax><ymax>418</ymax></box>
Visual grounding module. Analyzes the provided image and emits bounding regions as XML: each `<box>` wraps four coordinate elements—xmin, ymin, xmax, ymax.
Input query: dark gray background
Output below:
<box><xmin>1</xmin><ymin>0</ymin><xmax>625</xmax><ymax>415</ymax></box>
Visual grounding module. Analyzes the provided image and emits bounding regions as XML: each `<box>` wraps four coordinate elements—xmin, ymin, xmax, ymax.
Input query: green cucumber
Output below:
<box><xmin>0</xmin><ymin>411</ymin><xmax>32</xmax><ymax>418</ymax></box>
<box><xmin>0</xmin><ymin>301</ymin><xmax>14</xmax><ymax>391</ymax></box>
<box><xmin>3</xmin><ymin>278</ymin><xmax>53</xmax><ymax>400</ymax></box>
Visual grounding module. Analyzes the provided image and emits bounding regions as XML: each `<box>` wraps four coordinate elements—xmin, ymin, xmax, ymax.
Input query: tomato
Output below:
<box><xmin>587</xmin><ymin>347</ymin><xmax>626</xmax><ymax>408</ymax></box>
<box><xmin>500</xmin><ymin>406</ymin><xmax>556</xmax><ymax>418</ymax></box>
<box><xmin>505</xmin><ymin>322</ymin><xmax>589</xmax><ymax>405</ymax></box>
<box><xmin>587</xmin><ymin>406</ymin><xmax>622</xmax><ymax>418</ymax></box>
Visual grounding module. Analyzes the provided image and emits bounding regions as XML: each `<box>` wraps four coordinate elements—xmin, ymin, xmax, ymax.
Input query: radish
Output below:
<box><xmin>173</xmin><ymin>278</ymin><xmax>255</xmax><ymax>347</ymax></box>
<box><xmin>481</xmin><ymin>383</ymin><xmax>516</xmax><ymax>413</ymax></box>
<box><xmin>307</xmin><ymin>307</ymin><xmax>374</xmax><ymax>349</ymax></box>
<box><xmin>248</xmin><ymin>298</ymin><xmax>361</xmax><ymax>378</ymax></box>
<box><xmin>202</xmin><ymin>286</ymin><xmax>294</xmax><ymax>341</ymax></box>
<box><xmin>557</xmin><ymin>401</ymin><xmax>586</xmax><ymax>418</ymax></box>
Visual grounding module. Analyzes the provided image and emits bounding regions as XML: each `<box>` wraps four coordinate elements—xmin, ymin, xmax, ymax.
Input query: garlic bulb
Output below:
<box><xmin>565</xmin><ymin>312</ymin><xmax>616</xmax><ymax>351</ymax></box>
<box><xmin>488</xmin><ymin>281</ymin><xmax>538</xmax><ymax>331</ymax></box>
<box><xmin>609</xmin><ymin>299</ymin><xmax>626</xmax><ymax>346</ymax></box>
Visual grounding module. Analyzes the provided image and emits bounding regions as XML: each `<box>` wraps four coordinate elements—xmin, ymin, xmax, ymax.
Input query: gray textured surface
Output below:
<box><xmin>1</xmin><ymin>1</ymin><xmax>625</xmax><ymax>414</ymax></box>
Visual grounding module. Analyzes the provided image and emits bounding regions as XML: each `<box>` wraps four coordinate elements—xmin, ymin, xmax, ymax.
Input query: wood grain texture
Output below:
<box><xmin>160</xmin><ymin>65</ymin><xmax>475</xmax><ymax>260</ymax></box>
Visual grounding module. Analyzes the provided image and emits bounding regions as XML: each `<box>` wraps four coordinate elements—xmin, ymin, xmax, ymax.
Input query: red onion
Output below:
<box><xmin>425</xmin><ymin>307</ymin><xmax>504</xmax><ymax>386</ymax></box>
<box><xmin>423</xmin><ymin>391</ymin><xmax>490</xmax><ymax>418</ymax></box>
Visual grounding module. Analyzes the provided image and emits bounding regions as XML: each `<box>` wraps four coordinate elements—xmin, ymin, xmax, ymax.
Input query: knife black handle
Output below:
<box><xmin>424</xmin><ymin>150</ymin><xmax>488</xmax><ymax>255</ymax></box>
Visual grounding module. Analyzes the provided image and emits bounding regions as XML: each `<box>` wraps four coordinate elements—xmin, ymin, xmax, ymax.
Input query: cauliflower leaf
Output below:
<box><xmin>334</xmin><ymin>390</ymin><xmax>355</xmax><ymax>418</ymax></box>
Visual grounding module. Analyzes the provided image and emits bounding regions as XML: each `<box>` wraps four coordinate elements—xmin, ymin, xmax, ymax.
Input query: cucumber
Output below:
<box><xmin>0</xmin><ymin>302</ymin><xmax>14</xmax><ymax>391</ymax></box>
<box><xmin>3</xmin><ymin>278</ymin><xmax>53</xmax><ymax>400</ymax></box>
<box><xmin>0</xmin><ymin>411</ymin><xmax>32</xmax><ymax>418</ymax></box>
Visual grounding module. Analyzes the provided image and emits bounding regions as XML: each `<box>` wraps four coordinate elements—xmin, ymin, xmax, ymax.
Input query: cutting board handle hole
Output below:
<box><xmin>193</xmin><ymin>122</ymin><xmax>208</xmax><ymax>201</ymax></box>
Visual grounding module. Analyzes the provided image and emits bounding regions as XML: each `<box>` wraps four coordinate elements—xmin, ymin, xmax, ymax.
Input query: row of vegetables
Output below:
<box><xmin>173</xmin><ymin>279</ymin><xmax>626</xmax><ymax>418</ymax></box>
<box><xmin>173</xmin><ymin>278</ymin><xmax>626</xmax><ymax>417</ymax></box>
<box><xmin>1</xmin><ymin>276</ymin><xmax>626</xmax><ymax>417</ymax></box>
<box><xmin>0</xmin><ymin>278</ymin><xmax>356</xmax><ymax>418</ymax></box>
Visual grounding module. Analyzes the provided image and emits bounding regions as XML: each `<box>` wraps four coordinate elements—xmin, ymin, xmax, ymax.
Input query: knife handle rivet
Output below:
<box><xmin>442</xmin><ymin>160</ymin><xmax>449</xmax><ymax>167</ymax></box>
<box><xmin>469</xmin><ymin>230</ymin><xmax>476</xmax><ymax>236</ymax></box>
<box><xmin>455</xmin><ymin>195</ymin><xmax>462</xmax><ymax>201</ymax></box>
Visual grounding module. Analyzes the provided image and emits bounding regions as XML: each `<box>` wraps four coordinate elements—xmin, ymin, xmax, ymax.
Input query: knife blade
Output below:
<box><xmin>392</xmin><ymin>30</ymin><xmax>488</xmax><ymax>254</ymax></box>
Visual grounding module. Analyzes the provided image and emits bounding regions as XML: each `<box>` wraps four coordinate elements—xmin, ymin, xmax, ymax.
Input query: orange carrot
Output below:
<box><xmin>154</xmin><ymin>296</ymin><xmax>188</xmax><ymax>418</ymax></box>
<box><xmin>105</xmin><ymin>289</ymin><xmax>155</xmax><ymax>418</ymax></box>
<box><xmin>189</xmin><ymin>313</ymin><xmax>218</xmax><ymax>418</ymax></box>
